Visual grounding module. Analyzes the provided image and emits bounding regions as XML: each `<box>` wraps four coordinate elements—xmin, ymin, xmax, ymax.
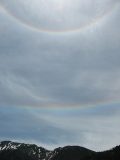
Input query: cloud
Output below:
<box><xmin>0</xmin><ymin>0</ymin><xmax>118</xmax><ymax>32</ymax></box>
<box><xmin>0</xmin><ymin>105</ymin><xmax>120</xmax><ymax>151</ymax></box>
<box><xmin>0</xmin><ymin>1</ymin><xmax>120</xmax><ymax>151</ymax></box>
<box><xmin>0</xmin><ymin>29</ymin><xmax>120</xmax><ymax>107</ymax></box>
<box><xmin>0</xmin><ymin>2</ymin><xmax>120</xmax><ymax>107</ymax></box>
<box><xmin>0</xmin><ymin>106</ymin><xmax>77</xmax><ymax>147</ymax></box>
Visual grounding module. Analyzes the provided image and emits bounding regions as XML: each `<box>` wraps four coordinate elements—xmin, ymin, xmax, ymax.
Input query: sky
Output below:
<box><xmin>0</xmin><ymin>0</ymin><xmax>120</xmax><ymax>151</ymax></box>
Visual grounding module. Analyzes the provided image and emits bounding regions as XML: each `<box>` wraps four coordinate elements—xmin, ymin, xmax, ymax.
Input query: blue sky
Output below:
<box><xmin>0</xmin><ymin>0</ymin><xmax>120</xmax><ymax>151</ymax></box>
<box><xmin>0</xmin><ymin>104</ymin><xmax>120</xmax><ymax>151</ymax></box>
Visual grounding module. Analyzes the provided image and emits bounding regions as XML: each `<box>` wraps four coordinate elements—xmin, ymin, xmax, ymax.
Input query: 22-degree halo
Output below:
<box><xmin>0</xmin><ymin>0</ymin><xmax>119</xmax><ymax>33</ymax></box>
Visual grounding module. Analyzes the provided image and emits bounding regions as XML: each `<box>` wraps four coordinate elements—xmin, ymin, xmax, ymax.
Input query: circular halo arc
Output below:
<box><xmin>0</xmin><ymin>1</ymin><xmax>119</xmax><ymax>33</ymax></box>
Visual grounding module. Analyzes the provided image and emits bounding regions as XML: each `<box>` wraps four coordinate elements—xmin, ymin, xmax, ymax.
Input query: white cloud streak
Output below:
<box><xmin>0</xmin><ymin>1</ymin><xmax>120</xmax><ymax>151</ymax></box>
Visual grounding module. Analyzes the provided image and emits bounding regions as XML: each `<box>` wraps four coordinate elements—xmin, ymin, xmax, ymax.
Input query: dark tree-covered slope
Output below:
<box><xmin>0</xmin><ymin>141</ymin><xmax>120</xmax><ymax>160</ymax></box>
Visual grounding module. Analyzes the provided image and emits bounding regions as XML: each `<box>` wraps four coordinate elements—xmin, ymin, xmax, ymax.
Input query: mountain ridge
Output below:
<box><xmin>0</xmin><ymin>141</ymin><xmax>120</xmax><ymax>160</ymax></box>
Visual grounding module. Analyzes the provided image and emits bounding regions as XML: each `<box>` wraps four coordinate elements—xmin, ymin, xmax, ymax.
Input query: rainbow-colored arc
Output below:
<box><xmin>0</xmin><ymin>1</ymin><xmax>119</xmax><ymax>34</ymax></box>
<box><xmin>0</xmin><ymin>1</ymin><xmax>120</xmax><ymax>109</ymax></box>
<box><xmin>12</xmin><ymin>94</ymin><xmax>120</xmax><ymax>109</ymax></box>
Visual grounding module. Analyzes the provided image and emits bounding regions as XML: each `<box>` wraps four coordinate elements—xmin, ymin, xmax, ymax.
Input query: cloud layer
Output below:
<box><xmin>0</xmin><ymin>105</ymin><xmax>120</xmax><ymax>151</ymax></box>
<box><xmin>0</xmin><ymin>0</ymin><xmax>118</xmax><ymax>31</ymax></box>
<box><xmin>0</xmin><ymin>5</ymin><xmax>120</xmax><ymax>107</ymax></box>
<box><xmin>0</xmin><ymin>1</ymin><xmax>120</xmax><ymax>151</ymax></box>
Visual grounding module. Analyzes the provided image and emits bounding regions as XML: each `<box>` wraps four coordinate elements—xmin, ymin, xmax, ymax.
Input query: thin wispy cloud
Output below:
<box><xmin>0</xmin><ymin>0</ymin><xmax>120</xmax><ymax>151</ymax></box>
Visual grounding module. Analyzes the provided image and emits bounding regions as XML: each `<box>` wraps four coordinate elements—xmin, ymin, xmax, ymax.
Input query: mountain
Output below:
<box><xmin>0</xmin><ymin>141</ymin><xmax>50</xmax><ymax>160</ymax></box>
<box><xmin>0</xmin><ymin>141</ymin><xmax>120</xmax><ymax>160</ymax></box>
